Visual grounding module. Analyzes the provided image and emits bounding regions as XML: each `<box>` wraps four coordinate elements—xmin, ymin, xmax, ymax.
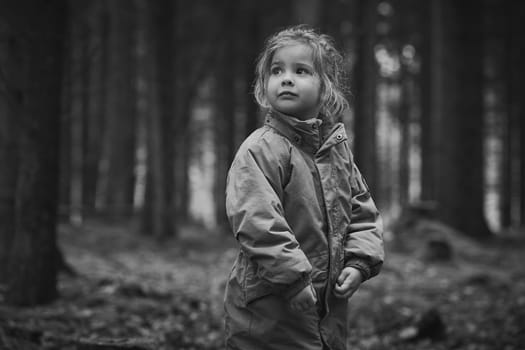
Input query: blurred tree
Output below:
<box><xmin>59</xmin><ymin>17</ymin><xmax>72</xmax><ymax>219</ymax></box>
<box><xmin>395</xmin><ymin>0</ymin><xmax>421</xmax><ymax>207</ymax></box>
<box><xmin>142</xmin><ymin>0</ymin><xmax>222</xmax><ymax>236</ymax></box>
<box><xmin>65</xmin><ymin>2</ymin><xmax>90</xmax><ymax>225</ymax></box>
<box><xmin>0</xmin><ymin>0</ymin><xmax>66</xmax><ymax>305</ymax></box>
<box><xmin>142</xmin><ymin>0</ymin><xmax>176</xmax><ymax>238</ymax></box>
<box><xmin>96</xmin><ymin>0</ymin><xmax>138</xmax><ymax>218</ymax></box>
<box><xmin>397</xmin><ymin>58</ymin><xmax>412</xmax><ymax>210</ymax></box>
<box><xmin>0</xmin><ymin>8</ymin><xmax>18</xmax><ymax>287</ymax></box>
<box><xmin>353</xmin><ymin>0</ymin><xmax>379</xmax><ymax>193</ymax></box>
<box><xmin>513</xmin><ymin>4</ymin><xmax>525</xmax><ymax>226</ymax></box>
<box><xmin>240</xmin><ymin>1</ymin><xmax>262</xmax><ymax>137</ymax></box>
<box><xmin>60</xmin><ymin>1</ymin><xmax>108</xmax><ymax>223</ymax></box>
<box><xmin>501</xmin><ymin>1</ymin><xmax>524</xmax><ymax>228</ymax></box>
<box><xmin>419</xmin><ymin>0</ymin><xmax>439</xmax><ymax>204</ymax></box>
<box><xmin>521</xmin><ymin>98</ymin><xmax>525</xmax><ymax>228</ymax></box>
<box><xmin>83</xmin><ymin>1</ymin><xmax>108</xmax><ymax>217</ymax></box>
<box><xmin>425</xmin><ymin>0</ymin><xmax>490</xmax><ymax>237</ymax></box>
<box><xmin>491</xmin><ymin>0</ymin><xmax>513</xmax><ymax>228</ymax></box>
<box><xmin>214</xmin><ymin>0</ymin><xmax>238</xmax><ymax>229</ymax></box>
<box><xmin>173</xmin><ymin>0</ymin><xmax>216</xmax><ymax>223</ymax></box>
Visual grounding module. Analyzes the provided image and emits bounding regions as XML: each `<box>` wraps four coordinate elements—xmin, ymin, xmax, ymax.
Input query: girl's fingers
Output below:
<box><xmin>337</xmin><ymin>269</ymin><xmax>350</xmax><ymax>285</ymax></box>
<box><xmin>335</xmin><ymin>279</ymin><xmax>351</xmax><ymax>293</ymax></box>
<box><xmin>334</xmin><ymin>282</ymin><xmax>358</xmax><ymax>298</ymax></box>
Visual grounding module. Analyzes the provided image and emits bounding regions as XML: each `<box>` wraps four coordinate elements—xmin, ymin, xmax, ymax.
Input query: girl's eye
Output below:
<box><xmin>297</xmin><ymin>68</ymin><xmax>310</xmax><ymax>75</ymax></box>
<box><xmin>271</xmin><ymin>67</ymin><xmax>282</xmax><ymax>75</ymax></box>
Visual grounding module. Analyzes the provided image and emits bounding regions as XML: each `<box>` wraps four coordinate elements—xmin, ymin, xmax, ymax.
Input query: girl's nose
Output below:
<box><xmin>281</xmin><ymin>77</ymin><xmax>293</xmax><ymax>86</ymax></box>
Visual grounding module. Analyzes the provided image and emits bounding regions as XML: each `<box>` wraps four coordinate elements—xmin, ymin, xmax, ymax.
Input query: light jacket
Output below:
<box><xmin>224</xmin><ymin>110</ymin><xmax>384</xmax><ymax>350</ymax></box>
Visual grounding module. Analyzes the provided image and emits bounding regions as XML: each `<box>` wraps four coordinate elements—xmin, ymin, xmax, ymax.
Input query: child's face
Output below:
<box><xmin>266</xmin><ymin>43</ymin><xmax>321</xmax><ymax>120</ymax></box>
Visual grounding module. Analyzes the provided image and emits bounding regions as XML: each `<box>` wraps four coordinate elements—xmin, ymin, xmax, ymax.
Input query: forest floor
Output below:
<box><xmin>0</xmin><ymin>218</ymin><xmax>524</xmax><ymax>350</ymax></box>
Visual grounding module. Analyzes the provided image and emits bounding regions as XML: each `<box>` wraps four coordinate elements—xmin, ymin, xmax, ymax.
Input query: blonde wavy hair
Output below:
<box><xmin>253</xmin><ymin>25</ymin><xmax>349</xmax><ymax>117</ymax></box>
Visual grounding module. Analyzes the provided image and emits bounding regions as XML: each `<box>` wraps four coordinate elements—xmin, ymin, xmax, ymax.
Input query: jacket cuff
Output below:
<box><xmin>345</xmin><ymin>258</ymin><xmax>372</xmax><ymax>281</ymax></box>
<box><xmin>282</xmin><ymin>273</ymin><xmax>312</xmax><ymax>300</ymax></box>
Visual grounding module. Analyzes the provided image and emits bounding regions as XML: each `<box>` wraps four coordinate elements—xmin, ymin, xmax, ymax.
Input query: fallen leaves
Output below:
<box><xmin>1</xmin><ymin>220</ymin><xmax>524</xmax><ymax>349</ymax></box>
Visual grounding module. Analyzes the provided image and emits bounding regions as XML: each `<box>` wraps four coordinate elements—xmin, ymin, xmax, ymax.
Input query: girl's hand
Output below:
<box><xmin>289</xmin><ymin>284</ymin><xmax>317</xmax><ymax>313</ymax></box>
<box><xmin>334</xmin><ymin>267</ymin><xmax>363</xmax><ymax>299</ymax></box>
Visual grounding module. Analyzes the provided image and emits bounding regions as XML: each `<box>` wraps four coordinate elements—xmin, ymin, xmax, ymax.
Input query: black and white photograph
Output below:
<box><xmin>0</xmin><ymin>0</ymin><xmax>523</xmax><ymax>349</ymax></box>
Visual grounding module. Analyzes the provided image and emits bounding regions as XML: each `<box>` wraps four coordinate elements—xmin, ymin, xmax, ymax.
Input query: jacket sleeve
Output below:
<box><xmin>226</xmin><ymin>141</ymin><xmax>312</xmax><ymax>297</ymax></box>
<box><xmin>344</xmin><ymin>162</ymin><xmax>385</xmax><ymax>281</ymax></box>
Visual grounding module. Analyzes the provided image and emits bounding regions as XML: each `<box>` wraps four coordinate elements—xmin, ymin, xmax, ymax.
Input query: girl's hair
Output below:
<box><xmin>254</xmin><ymin>25</ymin><xmax>349</xmax><ymax>117</ymax></box>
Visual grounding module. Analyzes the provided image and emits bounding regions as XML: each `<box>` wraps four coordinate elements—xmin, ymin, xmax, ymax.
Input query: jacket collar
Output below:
<box><xmin>265</xmin><ymin>109</ymin><xmax>321</xmax><ymax>154</ymax></box>
<box><xmin>264</xmin><ymin>109</ymin><xmax>347</xmax><ymax>154</ymax></box>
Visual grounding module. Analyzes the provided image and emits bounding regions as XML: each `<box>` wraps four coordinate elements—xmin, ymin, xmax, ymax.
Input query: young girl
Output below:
<box><xmin>224</xmin><ymin>25</ymin><xmax>384</xmax><ymax>350</ymax></box>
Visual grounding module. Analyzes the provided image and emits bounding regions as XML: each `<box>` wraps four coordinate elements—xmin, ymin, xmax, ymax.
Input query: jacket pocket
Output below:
<box><xmin>308</xmin><ymin>253</ymin><xmax>328</xmax><ymax>284</ymax></box>
<box><xmin>242</xmin><ymin>255</ymin><xmax>275</xmax><ymax>306</ymax></box>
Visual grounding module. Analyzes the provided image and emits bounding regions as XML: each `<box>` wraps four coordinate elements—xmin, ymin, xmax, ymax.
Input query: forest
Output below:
<box><xmin>0</xmin><ymin>0</ymin><xmax>524</xmax><ymax>349</ymax></box>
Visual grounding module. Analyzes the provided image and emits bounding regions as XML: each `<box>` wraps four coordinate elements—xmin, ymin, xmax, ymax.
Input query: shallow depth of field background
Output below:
<box><xmin>0</xmin><ymin>0</ymin><xmax>524</xmax><ymax>349</ymax></box>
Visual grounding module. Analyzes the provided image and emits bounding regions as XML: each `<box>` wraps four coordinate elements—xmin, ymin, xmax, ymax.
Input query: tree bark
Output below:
<box><xmin>97</xmin><ymin>0</ymin><xmax>137</xmax><ymax>218</ymax></box>
<box><xmin>0</xmin><ymin>0</ymin><xmax>66</xmax><ymax>305</ymax></box>
<box><xmin>502</xmin><ymin>2</ymin><xmax>525</xmax><ymax>227</ymax></box>
<box><xmin>241</xmin><ymin>2</ymin><xmax>261</xmax><ymax>137</ymax></box>
<box><xmin>430</xmin><ymin>0</ymin><xmax>491</xmax><ymax>237</ymax></box>
<box><xmin>420</xmin><ymin>0</ymin><xmax>442</xmax><ymax>203</ymax></box>
<box><xmin>140</xmin><ymin>0</ymin><xmax>176</xmax><ymax>238</ymax></box>
<box><xmin>83</xmin><ymin>0</ymin><xmax>108</xmax><ymax>215</ymax></box>
<box><xmin>514</xmin><ymin>4</ymin><xmax>525</xmax><ymax>226</ymax></box>
<box><xmin>500</xmin><ymin>0</ymin><xmax>514</xmax><ymax>228</ymax></box>
<box><xmin>0</xmin><ymin>15</ymin><xmax>19</xmax><ymax>285</ymax></box>
<box><xmin>399</xmin><ymin>78</ymin><xmax>411</xmax><ymax>207</ymax></box>
<box><xmin>214</xmin><ymin>0</ymin><xmax>238</xmax><ymax>230</ymax></box>
<box><xmin>67</xmin><ymin>3</ymin><xmax>89</xmax><ymax>225</ymax></box>
<box><xmin>353</xmin><ymin>0</ymin><xmax>379</xmax><ymax>193</ymax></box>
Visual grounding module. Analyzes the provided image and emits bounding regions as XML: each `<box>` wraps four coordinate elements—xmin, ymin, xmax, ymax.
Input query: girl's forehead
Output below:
<box><xmin>270</xmin><ymin>43</ymin><xmax>315</xmax><ymax>64</ymax></box>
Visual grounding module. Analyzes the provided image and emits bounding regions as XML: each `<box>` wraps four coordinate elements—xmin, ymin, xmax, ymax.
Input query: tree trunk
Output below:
<box><xmin>420</xmin><ymin>0</ymin><xmax>441</xmax><ymax>203</ymax></box>
<box><xmin>499</xmin><ymin>0</ymin><xmax>514</xmax><ymax>228</ymax></box>
<box><xmin>214</xmin><ymin>0</ymin><xmax>238</xmax><ymax>229</ymax></box>
<box><xmin>399</xmin><ymin>78</ymin><xmax>411</xmax><ymax>207</ymax></box>
<box><xmin>0</xmin><ymin>15</ymin><xmax>18</xmax><ymax>285</ymax></box>
<box><xmin>503</xmin><ymin>2</ymin><xmax>525</xmax><ymax>228</ymax></box>
<box><xmin>0</xmin><ymin>0</ymin><xmax>66</xmax><ymax>305</ymax></box>
<box><xmin>83</xmin><ymin>0</ymin><xmax>108</xmax><ymax>215</ymax></box>
<box><xmin>173</xmin><ymin>0</ymin><xmax>191</xmax><ymax>224</ymax></box>
<box><xmin>59</xmin><ymin>14</ymin><xmax>72</xmax><ymax>220</ymax></box>
<box><xmin>353</xmin><ymin>0</ymin><xmax>379</xmax><ymax>193</ymax></box>
<box><xmin>514</xmin><ymin>4</ymin><xmax>525</xmax><ymax>226</ymax></box>
<box><xmin>67</xmin><ymin>3</ymin><xmax>90</xmax><ymax>225</ymax></box>
<box><xmin>141</xmin><ymin>0</ymin><xmax>176</xmax><ymax>238</ymax></box>
<box><xmin>97</xmin><ymin>0</ymin><xmax>137</xmax><ymax>218</ymax></box>
<box><xmin>242</xmin><ymin>2</ymin><xmax>261</xmax><ymax>137</ymax></box>
<box><xmin>431</xmin><ymin>0</ymin><xmax>491</xmax><ymax>237</ymax></box>
<box><xmin>521</xmin><ymin>93</ymin><xmax>525</xmax><ymax>227</ymax></box>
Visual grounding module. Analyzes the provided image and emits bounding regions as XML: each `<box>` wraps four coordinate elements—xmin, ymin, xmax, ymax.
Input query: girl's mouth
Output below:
<box><xmin>278</xmin><ymin>91</ymin><xmax>298</xmax><ymax>97</ymax></box>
